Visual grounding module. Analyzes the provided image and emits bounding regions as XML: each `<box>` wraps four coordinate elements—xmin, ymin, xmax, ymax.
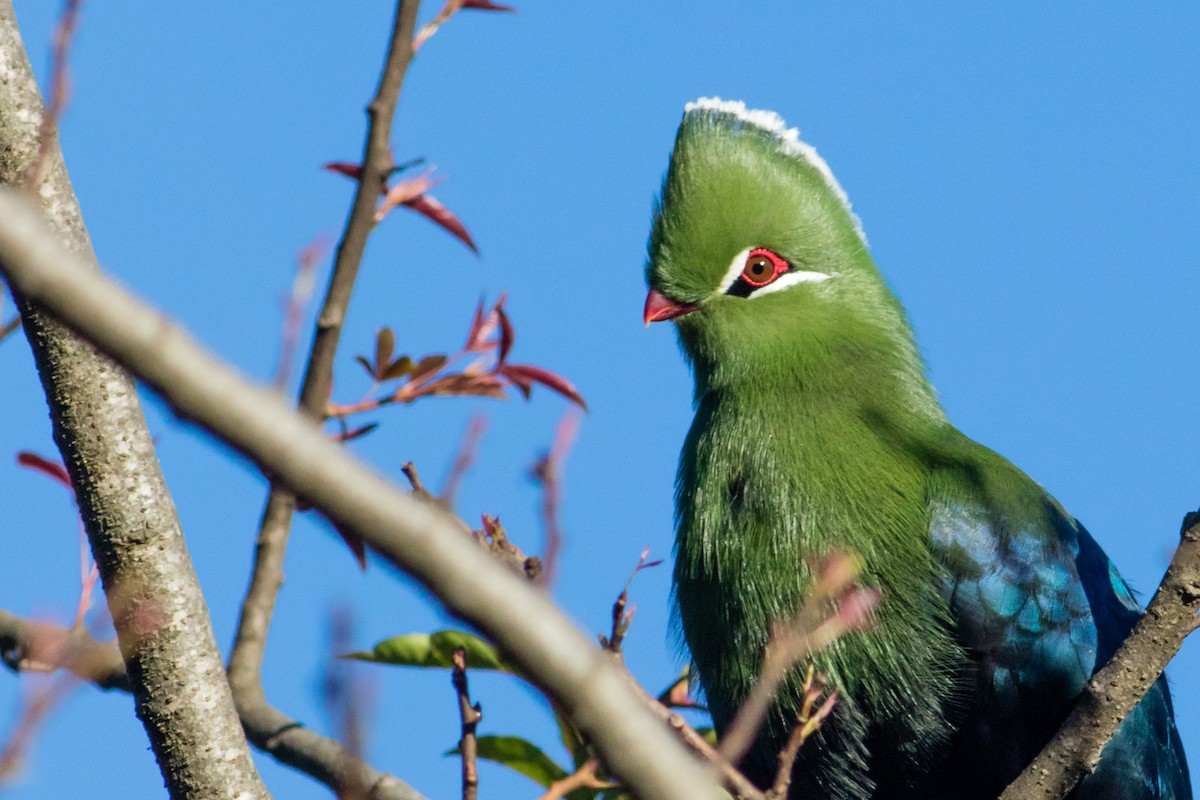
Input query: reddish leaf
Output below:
<box><xmin>332</xmin><ymin>520</ymin><xmax>368</xmax><ymax>571</ymax></box>
<box><xmin>465</xmin><ymin>298</ymin><xmax>498</xmax><ymax>353</ymax></box>
<box><xmin>498</xmin><ymin>363</ymin><xmax>587</xmax><ymax>410</ymax></box>
<box><xmin>503</xmin><ymin>367</ymin><xmax>533</xmax><ymax>399</ymax></box>
<box><xmin>377</xmin><ymin>171</ymin><xmax>440</xmax><ymax>222</ymax></box>
<box><xmin>381</xmin><ymin>355</ymin><xmax>414</xmax><ymax>381</ymax></box>
<box><xmin>375</xmin><ymin>327</ymin><xmax>396</xmax><ymax>378</ymax></box>
<box><xmin>16</xmin><ymin>451</ymin><xmax>73</xmax><ymax>491</ymax></box>
<box><xmin>409</xmin><ymin>354</ymin><xmax>449</xmax><ymax>384</ymax></box>
<box><xmin>462</xmin><ymin>0</ymin><xmax>516</xmax><ymax>10</ymax></box>
<box><xmin>323</xmin><ymin>161</ymin><xmax>366</xmax><ymax>182</ymax></box>
<box><xmin>419</xmin><ymin>373</ymin><xmax>507</xmax><ymax>400</ymax></box>
<box><xmin>403</xmin><ymin>193</ymin><xmax>478</xmax><ymax>254</ymax></box>
<box><xmin>495</xmin><ymin>296</ymin><xmax>514</xmax><ymax>365</ymax></box>
<box><xmin>468</xmin><ymin>298</ymin><xmax>485</xmax><ymax>341</ymax></box>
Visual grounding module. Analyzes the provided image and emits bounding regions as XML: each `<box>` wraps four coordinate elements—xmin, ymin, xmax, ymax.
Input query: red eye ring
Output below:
<box><xmin>740</xmin><ymin>248</ymin><xmax>790</xmax><ymax>287</ymax></box>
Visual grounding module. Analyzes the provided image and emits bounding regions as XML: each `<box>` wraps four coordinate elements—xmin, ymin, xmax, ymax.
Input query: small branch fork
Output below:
<box><xmin>451</xmin><ymin>648</ymin><xmax>482</xmax><ymax>800</ymax></box>
<box><xmin>765</xmin><ymin>667</ymin><xmax>837</xmax><ymax>800</ymax></box>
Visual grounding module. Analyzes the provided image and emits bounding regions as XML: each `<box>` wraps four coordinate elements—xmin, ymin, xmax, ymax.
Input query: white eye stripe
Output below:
<box><xmin>747</xmin><ymin>269</ymin><xmax>832</xmax><ymax>298</ymax></box>
<box><xmin>716</xmin><ymin>247</ymin><xmax>833</xmax><ymax>299</ymax></box>
<box><xmin>717</xmin><ymin>248</ymin><xmax>754</xmax><ymax>294</ymax></box>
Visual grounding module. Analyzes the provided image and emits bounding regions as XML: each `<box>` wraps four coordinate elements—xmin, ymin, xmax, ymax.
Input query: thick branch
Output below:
<box><xmin>0</xmin><ymin>189</ymin><xmax>722</xmax><ymax>800</ymax></box>
<box><xmin>1000</xmin><ymin>510</ymin><xmax>1200</xmax><ymax>800</ymax></box>
<box><xmin>226</xmin><ymin>3</ymin><xmax>427</xmax><ymax>798</ymax></box>
<box><xmin>0</xmin><ymin>6</ymin><xmax>270</xmax><ymax>799</ymax></box>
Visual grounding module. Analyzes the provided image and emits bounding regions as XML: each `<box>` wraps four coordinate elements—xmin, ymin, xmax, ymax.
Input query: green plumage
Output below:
<box><xmin>646</xmin><ymin>99</ymin><xmax>1189</xmax><ymax>799</ymax></box>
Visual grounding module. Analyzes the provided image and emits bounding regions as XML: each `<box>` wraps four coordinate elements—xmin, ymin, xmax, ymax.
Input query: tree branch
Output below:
<box><xmin>0</xmin><ymin>4</ymin><xmax>270</xmax><ymax>797</ymax></box>
<box><xmin>1000</xmin><ymin>509</ymin><xmax>1200</xmax><ymax>800</ymax></box>
<box><xmin>0</xmin><ymin>188</ymin><xmax>723</xmax><ymax>800</ymax></box>
<box><xmin>0</xmin><ymin>609</ymin><xmax>129</xmax><ymax>693</ymax></box>
<box><xmin>226</xmin><ymin>3</ymin><xmax>429</xmax><ymax>798</ymax></box>
<box><xmin>451</xmin><ymin>649</ymin><xmax>481</xmax><ymax>800</ymax></box>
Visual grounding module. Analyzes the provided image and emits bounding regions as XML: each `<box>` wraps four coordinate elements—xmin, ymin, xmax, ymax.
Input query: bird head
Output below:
<box><xmin>644</xmin><ymin>99</ymin><xmax>924</xmax><ymax>399</ymax></box>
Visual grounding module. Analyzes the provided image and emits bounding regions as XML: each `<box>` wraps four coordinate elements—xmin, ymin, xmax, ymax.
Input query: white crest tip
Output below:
<box><xmin>682</xmin><ymin>96</ymin><xmax>866</xmax><ymax>242</ymax></box>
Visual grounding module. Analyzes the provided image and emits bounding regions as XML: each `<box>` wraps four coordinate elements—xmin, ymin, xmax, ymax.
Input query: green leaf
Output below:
<box><xmin>429</xmin><ymin>630</ymin><xmax>509</xmax><ymax>671</ymax></box>
<box><xmin>449</xmin><ymin>735</ymin><xmax>568</xmax><ymax>789</ymax></box>
<box><xmin>375</xmin><ymin>327</ymin><xmax>396</xmax><ymax>377</ymax></box>
<box><xmin>344</xmin><ymin>633</ymin><xmax>442</xmax><ymax>667</ymax></box>
<box><xmin>381</xmin><ymin>355</ymin><xmax>414</xmax><ymax>381</ymax></box>
<box><xmin>409</xmin><ymin>353</ymin><xmax>448</xmax><ymax>383</ymax></box>
<box><xmin>344</xmin><ymin>629</ymin><xmax>511</xmax><ymax>673</ymax></box>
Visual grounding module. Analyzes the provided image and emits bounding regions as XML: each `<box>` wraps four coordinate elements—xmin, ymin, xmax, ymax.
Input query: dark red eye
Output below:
<box><xmin>740</xmin><ymin>248</ymin><xmax>789</xmax><ymax>287</ymax></box>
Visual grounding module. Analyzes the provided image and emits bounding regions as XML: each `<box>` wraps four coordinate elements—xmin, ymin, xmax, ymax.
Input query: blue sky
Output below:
<box><xmin>1</xmin><ymin>3</ymin><xmax>1198</xmax><ymax>798</ymax></box>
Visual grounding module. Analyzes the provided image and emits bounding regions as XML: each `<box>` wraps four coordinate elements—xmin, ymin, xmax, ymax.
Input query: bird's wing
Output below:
<box><xmin>928</xmin><ymin>452</ymin><xmax>1190</xmax><ymax>799</ymax></box>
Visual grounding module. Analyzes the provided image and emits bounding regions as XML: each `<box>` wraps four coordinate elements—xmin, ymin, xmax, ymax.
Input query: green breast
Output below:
<box><xmin>672</xmin><ymin>388</ymin><xmax>968</xmax><ymax>788</ymax></box>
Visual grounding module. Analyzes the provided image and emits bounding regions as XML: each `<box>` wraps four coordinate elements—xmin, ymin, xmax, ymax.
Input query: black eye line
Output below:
<box><xmin>726</xmin><ymin>280</ymin><xmax>756</xmax><ymax>298</ymax></box>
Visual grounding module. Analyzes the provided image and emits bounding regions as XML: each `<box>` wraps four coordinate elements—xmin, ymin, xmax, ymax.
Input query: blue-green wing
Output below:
<box><xmin>930</xmin><ymin>489</ymin><xmax>1190</xmax><ymax>799</ymax></box>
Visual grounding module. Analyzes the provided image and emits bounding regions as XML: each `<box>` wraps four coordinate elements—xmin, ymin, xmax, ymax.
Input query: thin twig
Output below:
<box><xmin>531</xmin><ymin>409</ymin><xmax>581</xmax><ymax>586</ymax></box>
<box><xmin>225</xmin><ymin>2</ymin><xmax>427</xmax><ymax>798</ymax></box>
<box><xmin>535</xmin><ymin>758</ymin><xmax>617</xmax><ymax>800</ymax></box>
<box><xmin>23</xmin><ymin>0</ymin><xmax>81</xmax><ymax>190</ymax></box>
<box><xmin>324</xmin><ymin>608</ymin><xmax>376</xmax><ymax>800</ymax></box>
<box><xmin>0</xmin><ymin>672</ymin><xmax>76</xmax><ymax>784</ymax></box>
<box><xmin>765</xmin><ymin>667</ymin><xmax>837</xmax><ymax>800</ymax></box>
<box><xmin>649</xmin><ymin>700</ymin><xmax>763</xmax><ymax>800</ymax></box>
<box><xmin>0</xmin><ymin>609</ymin><xmax>128</xmax><ymax>691</ymax></box>
<box><xmin>273</xmin><ymin>235</ymin><xmax>327</xmax><ymax>391</ymax></box>
<box><xmin>718</xmin><ymin>552</ymin><xmax>877</xmax><ymax>766</ymax></box>
<box><xmin>451</xmin><ymin>648</ymin><xmax>482</xmax><ymax>800</ymax></box>
<box><xmin>0</xmin><ymin>314</ymin><xmax>19</xmax><ymax>343</ymax></box>
<box><xmin>1000</xmin><ymin>509</ymin><xmax>1200</xmax><ymax>800</ymax></box>
<box><xmin>599</xmin><ymin>547</ymin><xmax>661</xmax><ymax>656</ymax></box>
<box><xmin>440</xmin><ymin>413</ymin><xmax>486</xmax><ymax>507</ymax></box>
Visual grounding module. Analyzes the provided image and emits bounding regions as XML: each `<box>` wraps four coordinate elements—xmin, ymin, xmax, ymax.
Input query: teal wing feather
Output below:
<box><xmin>929</xmin><ymin>456</ymin><xmax>1190</xmax><ymax>799</ymax></box>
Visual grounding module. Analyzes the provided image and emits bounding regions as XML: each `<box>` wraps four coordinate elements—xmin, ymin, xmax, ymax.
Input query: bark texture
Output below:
<box><xmin>0</xmin><ymin>5</ymin><xmax>269</xmax><ymax>797</ymax></box>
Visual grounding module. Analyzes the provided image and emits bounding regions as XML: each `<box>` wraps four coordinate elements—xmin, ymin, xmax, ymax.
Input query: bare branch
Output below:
<box><xmin>1</xmin><ymin>5</ymin><xmax>270</xmax><ymax>796</ymax></box>
<box><xmin>441</xmin><ymin>413</ymin><xmax>487</xmax><ymax>507</ymax></box>
<box><xmin>0</xmin><ymin>188</ymin><xmax>724</xmax><ymax>800</ymax></box>
<box><xmin>226</xmin><ymin>2</ymin><xmax>430</xmax><ymax>798</ymax></box>
<box><xmin>451</xmin><ymin>648</ymin><xmax>482</xmax><ymax>800</ymax></box>
<box><xmin>1000</xmin><ymin>509</ymin><xmax>1200</xmax><ymax>800</ymax></box>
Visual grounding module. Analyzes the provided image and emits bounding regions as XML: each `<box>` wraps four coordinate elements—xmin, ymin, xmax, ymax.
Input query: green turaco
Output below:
<box><xmin>643</xmin><ymin>97</ymin><xmax>1190</xmax><ymax>799</ymax></box>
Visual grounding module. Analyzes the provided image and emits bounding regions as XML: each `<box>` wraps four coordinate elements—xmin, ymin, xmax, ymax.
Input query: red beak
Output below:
<box><xmin>643</xmin><ymin>288</ymin><xmax>698</xmax><ymax>325</ymax></box>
